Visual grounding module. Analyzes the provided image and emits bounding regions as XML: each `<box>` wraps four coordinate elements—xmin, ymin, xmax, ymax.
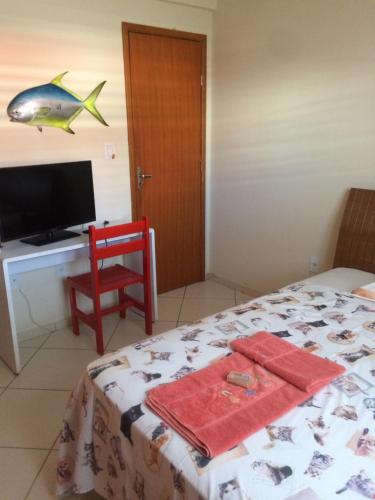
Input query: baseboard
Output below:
<box><xmin>205</xmin><ymin>273</ymin><xmax>262</xmax><ymax>298</ymax></box>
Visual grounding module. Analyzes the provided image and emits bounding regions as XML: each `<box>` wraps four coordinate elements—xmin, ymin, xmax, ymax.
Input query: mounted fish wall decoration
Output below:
<box><xmin>7</xmin><ymin>72</ymin><xmax>108</xmax><ymax>134</ymax></box>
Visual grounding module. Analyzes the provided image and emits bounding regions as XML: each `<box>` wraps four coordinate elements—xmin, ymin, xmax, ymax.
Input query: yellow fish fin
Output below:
<box><xmin>83</xmin><ymin>81</ymin><xmax>108</xmax><ymax>126</ymax></box>
<box><xmin>50</xmin><ymin>72</ymin><xmax>69</xmax><ymax>86</ymax></box>
<box><xmin>61</xmin><ymin>106</ymin><xmax>84</xmax><ymax>133</ymax></box>
<box><xmin>62</xmin><ymin>123</ymin><xmax>75</xmax><ymax>134</ymax></box>
<box><xmin>51</xmin><ymin>71</ymin><xmax>83</xmax><ymax>100</ymax></box>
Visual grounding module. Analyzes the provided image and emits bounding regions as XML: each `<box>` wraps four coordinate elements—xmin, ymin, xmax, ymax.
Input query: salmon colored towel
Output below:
<box><xmin>146</xmin><ymin>331</ymin><xmax>345</xmax><ymax>457</ymax></box>
<box><xmin>231</xmin><ymin>331</ymin><xmax>344</xmax><ymax>393</ymax></box>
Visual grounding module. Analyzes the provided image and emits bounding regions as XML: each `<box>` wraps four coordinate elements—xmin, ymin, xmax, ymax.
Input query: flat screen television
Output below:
<box><xmin>0</xmin><ymin>161</ymin><xmax>96</xmax><ymax>246</ymax></box>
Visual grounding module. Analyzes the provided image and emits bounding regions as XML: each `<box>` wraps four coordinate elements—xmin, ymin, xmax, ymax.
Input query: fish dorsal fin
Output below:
<box><xmin>51</xmin><ymin>71</ymin><xmax>83</xmax><ymax>101</ymax></box>
<box><xmin>51</xmin><ymin>72</ymin><xmax>69</xmax><ymax>87</ymax></box>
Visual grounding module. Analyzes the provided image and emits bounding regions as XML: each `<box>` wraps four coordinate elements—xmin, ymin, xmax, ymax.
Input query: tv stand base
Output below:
<box><xmin>20</xmin><ymin>230</ymin><xmax>80</xmax><ymax>246</ymax></box>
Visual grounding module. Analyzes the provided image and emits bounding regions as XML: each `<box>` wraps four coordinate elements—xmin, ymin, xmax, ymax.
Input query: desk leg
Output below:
<box><xmin>0</xmin><ymin>262</ymin><xmax>21</xmax><ymax>374</ymax></box>
<box><xmin>122</xmin><ymin>229</ymin><xmax>158</xmax><ymax>321</ymax></box>
<box><xmin>149</xmin><ymin>229</ymin><xmax>158</xmax><ymax>321</ymax></box>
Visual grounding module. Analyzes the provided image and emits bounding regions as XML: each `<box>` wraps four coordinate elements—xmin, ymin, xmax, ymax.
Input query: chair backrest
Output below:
<box><xmin>88</xmin><ymin>216</ymin><xmax>151</xmax><ymax>287</ymax></box>
<box><xmin>333</xmin><ymin>188</ymin><xmax>375</xmax><ymax>273</ymax></box>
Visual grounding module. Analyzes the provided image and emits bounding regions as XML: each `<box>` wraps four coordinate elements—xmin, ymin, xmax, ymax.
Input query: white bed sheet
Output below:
<box><xmin>303</xmin><ymin>267</ymin><xmax>375</xmax><ymax>292</ymax></box>
<box><xmin>57</xmin><ymin>274</ymin><xmax>375</xmax><ymax>500</ymax></box>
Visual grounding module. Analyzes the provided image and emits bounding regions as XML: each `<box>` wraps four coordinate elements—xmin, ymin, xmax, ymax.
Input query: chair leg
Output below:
<box><xmin>144</xmin><ymin>285</ymin><xmax>152</xmax><ymax>336</ymax></box>
<box><xmin>118</xmin><ymin>288</ymin><xmax>126</xmax><ymax>319</ymax></box>
<box><xmin>69</xmin><ymin>287</ymin><xmax>80</xmax><ymax>336</ymax></box>
<box><xmin>145</xmin><ymin>310</ymin><xmax>152</xmax><ymax>336</ymax></box>
<box><xmin>93</xmin><ymin>297</ymin><xmax>104</xmax><ymax>355</ymax></box>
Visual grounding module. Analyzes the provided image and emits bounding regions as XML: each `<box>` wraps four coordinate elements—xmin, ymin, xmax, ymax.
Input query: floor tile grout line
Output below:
<box><xmin>176</xmin><ymin>287</ymin><xmax>187</xmax><ymax>324</ymax></box>
<box><xmin>6</xmin><ymin>387</ymin><xmax>72</xmax><ymax>392</ymax></box>
<box><xmin>8</xmin><ymin>342</ymin><xmax>98</xmax><ymax>389</ymax></box>
<box><xmin>103</xmin><ymin>309</ymin><xmax>155</xmax><ymax>349</ymax></box>
<box><xmin>0</xmin><ymin>445</ymin><xmax>52</xmax><ymax>450</ymax></box>
<box><xmin>104</xmin><ymin>298</ymin><xmax>184</xmax><ymax>345</ymax></box>
<box><xmin>24</xmin><ymin>446</ymin><xmax>54</xmax><ymax>500</ymax></box>
<box><xmin>39</xmin><ymin>346</ymin><xmax>99</xmax><ymax>351</ymax></box>
<box><xmin>182</xmin><ymin>295</ymin><xmax>237</xmax><ymax>300</ymax></box>
<box><xmin>105</xmin><ymin>317</ymin><xmax>121</xmax><ymax>349</ymax></box>
<box><xmin>0</xmin><ymin>381</ymin><xmax>13</xmax><ymax>397</ymax></box>
<box><xmin>38</xmin><ymin>329</ymin><xmax>55</xmax><ymax>349</ymax></box>
<box><xmin>0</xmin><ymin>348</ymin><xmax>29</xmax><ymax>391</ymax></box>
<box><xmin>51</xmin><ymin>431</ymin><xmax>61</xmax><ymax>451</ymax></box>
<box><xmin>13</xmin><ymin>331</ymin><xmax>49</xmax><ymax>379</ymax></box>
<box><xmin>21</xmin><ymin>349</ymin><xmax>40</xmax><ymax>370</ymax></box>
<box><xmin>0</xmin><ymin>368</ymin><xmax>18</xmax><ymax>394</ymax></box>
<box><xmin>16</xmin><ymin>329</ymin><xmax>56</xmax><ymax>376</ymax></box>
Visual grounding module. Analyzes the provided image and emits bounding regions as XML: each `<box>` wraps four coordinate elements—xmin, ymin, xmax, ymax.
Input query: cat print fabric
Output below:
<box><xmin>58</xmin><ymin>282</ymin><xmax>375</xmax><ymax>499</ymax></box>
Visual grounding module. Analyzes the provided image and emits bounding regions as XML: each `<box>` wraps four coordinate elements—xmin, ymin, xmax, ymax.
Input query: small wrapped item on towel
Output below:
<box><xmin>226</xmin><ymin>371</ymin><xmax>252</xmax><ymax>388</ymax></box>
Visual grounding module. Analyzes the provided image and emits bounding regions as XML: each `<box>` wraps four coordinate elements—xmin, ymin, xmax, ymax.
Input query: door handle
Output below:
<box><xmin>136</xmin><ymin>167</ymin><xmax>152</xmax><ymax>191</ymax></box>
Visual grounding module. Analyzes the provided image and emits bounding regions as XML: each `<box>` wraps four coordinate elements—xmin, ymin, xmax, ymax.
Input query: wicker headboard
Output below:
<box><xmin>334</xmin><ymin>187</ymin><xmax>375</xmax><ymax>273</ymax></box>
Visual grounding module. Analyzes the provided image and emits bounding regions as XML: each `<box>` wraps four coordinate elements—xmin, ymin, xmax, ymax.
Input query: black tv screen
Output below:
<box><xmin>0</xmin><ymin>161</ymin><xmax>96</xmax><ymax>244</ymax></box>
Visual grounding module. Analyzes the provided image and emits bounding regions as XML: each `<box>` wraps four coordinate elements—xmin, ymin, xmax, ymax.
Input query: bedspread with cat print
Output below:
<box><xmin>57</xmin><ymin>282</ymin><xmax>375</xmax><ymax>500</ymax></box>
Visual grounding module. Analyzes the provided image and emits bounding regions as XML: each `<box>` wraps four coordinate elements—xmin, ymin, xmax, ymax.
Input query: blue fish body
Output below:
<box><xmin>7</xmin><ymin>72</ymin><xmax>108</xmax><ymax>134</ymax></box>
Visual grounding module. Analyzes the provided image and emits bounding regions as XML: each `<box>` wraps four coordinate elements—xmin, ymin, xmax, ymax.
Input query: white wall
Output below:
<box><xmin>157</xmin><ymin>0</ymin><xmax>218</xmax><ymax>10</ymax></box>
<box><xmin>0</xmin><ymin>0</ymin><xmax>213</xmax><ymax>334</ymax></box>
<box><xmin>210</xmin><ymin>0</ymin><xmax>375</xmax><ymax>294</ymax></box>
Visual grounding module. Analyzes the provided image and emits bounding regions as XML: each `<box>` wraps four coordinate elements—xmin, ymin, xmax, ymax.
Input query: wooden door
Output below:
<box><xmin>122</xmin><ymin>23</ymin><xmax>206</xmax><ymax>293</ymax></box>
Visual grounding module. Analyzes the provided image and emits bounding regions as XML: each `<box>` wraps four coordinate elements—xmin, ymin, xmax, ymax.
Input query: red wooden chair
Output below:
<box><xmin>67</xmin><ymin>216</ymin><xmax>152</xmax><ymax>354</ymax></box>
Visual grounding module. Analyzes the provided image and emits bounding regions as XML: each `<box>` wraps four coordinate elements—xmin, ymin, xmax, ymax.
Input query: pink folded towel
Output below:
<box><xmin>231</xmin><ymin>331</ymin><xmax>345</xmax><ymax>393</ymax></box>
<box><xmin>146</xmin><ymin>331</ymin><xmax>345</xmax><ymax>457</ymax></box>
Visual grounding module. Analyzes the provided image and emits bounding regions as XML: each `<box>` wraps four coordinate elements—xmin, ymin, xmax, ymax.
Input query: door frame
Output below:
<box><xmin>121</xmin><ymin>22</ymin><xmax>207</xmax><ymax>282</ymax></box>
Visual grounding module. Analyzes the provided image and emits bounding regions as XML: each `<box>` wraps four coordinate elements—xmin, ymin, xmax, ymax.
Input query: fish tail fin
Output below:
<box><xmin>83</xmin><ymin>81</ymin><xmax>108</xmax><ymax>126</ymax></box>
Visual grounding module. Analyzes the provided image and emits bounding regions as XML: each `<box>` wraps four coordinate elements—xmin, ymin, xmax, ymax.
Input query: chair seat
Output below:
<box><xmin>67</xmin><ymin>264</ymin><xmax>144</xmax><ymax>296</ymax></box>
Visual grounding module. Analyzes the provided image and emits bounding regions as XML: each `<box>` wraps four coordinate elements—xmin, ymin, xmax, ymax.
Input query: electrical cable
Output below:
<box><xmin>99</xmin><ymin>220</ymin><xmax>110</xmax><ymax>270</ymax></box>
<box><xmin>18</xmin><ymin>288</ymin><xmax>54</xmax><ymax>334</ymax></box>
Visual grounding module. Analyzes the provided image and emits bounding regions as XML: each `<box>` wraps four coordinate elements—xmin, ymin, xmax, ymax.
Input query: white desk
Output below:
<box><xmin>0</xmin><ymin>229</ymin><xmax>157</xmax><ymax>374</ymax></box>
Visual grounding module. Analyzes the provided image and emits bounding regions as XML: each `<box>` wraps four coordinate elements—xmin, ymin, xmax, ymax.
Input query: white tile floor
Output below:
<box><xmin>0</xmin><ymin>280</ymin><xmax>252</xmax><ymax>500</ymax></box>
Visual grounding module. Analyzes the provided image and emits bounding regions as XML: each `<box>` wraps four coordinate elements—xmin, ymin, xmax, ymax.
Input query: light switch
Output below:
<box><xmin>104</xmin><ymin>143</ymin><xmax>116</xmax><ymax>160</ymax></box>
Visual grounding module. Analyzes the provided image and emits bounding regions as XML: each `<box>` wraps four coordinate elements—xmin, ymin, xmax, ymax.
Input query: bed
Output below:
<box><xmin>57</xmin><ymin>189</ymin><xmax>375</xmax><ymax>500</ymax></box>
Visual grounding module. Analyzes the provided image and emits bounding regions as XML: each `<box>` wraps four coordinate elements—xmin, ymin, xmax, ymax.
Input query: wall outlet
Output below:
<box><xmin>56</xmin><ymin>265</ymin><xmax>67</xmax><ymax>278</ymax></box>
<box><xmin>309</xmin><ymin>256</ymin><xmax>320</xmax><ymax>274</ymax></box>
<box><xmin>10</xmin><ymin>275</ymin><xmax>20</xmax><ymax>289</ymax></box>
